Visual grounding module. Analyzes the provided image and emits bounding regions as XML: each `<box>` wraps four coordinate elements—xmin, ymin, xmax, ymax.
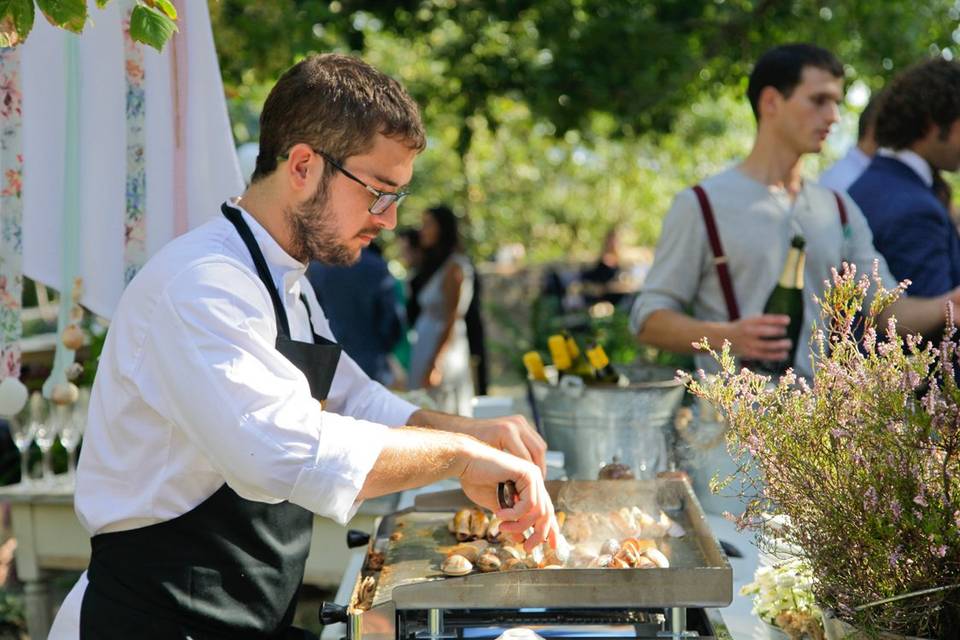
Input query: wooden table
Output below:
<box><xmin>0</xmin><ymin>481</ymin><xmax>398</xmax><ymax>639</ymax></box>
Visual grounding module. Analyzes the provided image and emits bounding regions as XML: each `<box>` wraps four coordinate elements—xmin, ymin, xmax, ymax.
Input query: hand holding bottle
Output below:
<box><xmin>728</xmin><ymin>314</ymin><xmax>792</xmax><ymax>361</ymax></box>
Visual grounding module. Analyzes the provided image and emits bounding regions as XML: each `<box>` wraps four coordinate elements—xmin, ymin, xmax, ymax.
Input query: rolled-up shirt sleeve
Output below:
<box><xmin>630</xmin><ymin>189</ymin><xmax>707</xmax><ymax>335</ymax></box>
<box><xmin>132</xmin><ymin>258</ymin><xmax>388</xmax><ymax>524</ymax></box>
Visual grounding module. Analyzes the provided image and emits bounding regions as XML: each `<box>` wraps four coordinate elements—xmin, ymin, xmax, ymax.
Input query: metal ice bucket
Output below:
<box><xmin>531</xmin><ymin>365</ymin><xmax>684</xmax><ymax>480</ymax></box>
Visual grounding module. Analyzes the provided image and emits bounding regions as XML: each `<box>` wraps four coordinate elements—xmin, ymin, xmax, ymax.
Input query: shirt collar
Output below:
<box><xmin>846</xmin><ymin>145</ymin><xmax>872</xmax><ymax>170</ymax></box>
<box><xmin>226</xmin><ymin>199</ymin><xmax>307</xmax><ymax>295</ymax></box>
<box><xmin>877</xmin><ymin>148</ymin><xmax>934</xmax><ymax>187</ymax></box>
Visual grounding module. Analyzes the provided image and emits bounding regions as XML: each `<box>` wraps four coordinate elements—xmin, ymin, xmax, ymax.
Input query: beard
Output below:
<box><xmin>284</xmin><ymin>179</ymin><xmax>361</xmax><ymax>266</ymax></box>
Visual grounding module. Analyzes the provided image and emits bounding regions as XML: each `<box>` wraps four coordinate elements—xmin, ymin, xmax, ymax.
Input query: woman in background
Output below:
<box><xmin>408</xmin><ymin>205</ymin><xmax>475</xmax><ymax>415</ymax></box>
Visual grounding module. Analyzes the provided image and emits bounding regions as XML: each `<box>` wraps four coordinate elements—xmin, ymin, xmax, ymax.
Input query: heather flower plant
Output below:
<box><xmin>682</xmin><ymin>262</ymin><xmax>960</xmax><ymax>637</ymax></box>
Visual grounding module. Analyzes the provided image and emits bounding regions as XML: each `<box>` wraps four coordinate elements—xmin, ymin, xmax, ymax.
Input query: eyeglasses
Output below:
<box><xmin>315</xmin><ymin>149</ymin><xmax>409</xmax><ymax>215</ymax></box>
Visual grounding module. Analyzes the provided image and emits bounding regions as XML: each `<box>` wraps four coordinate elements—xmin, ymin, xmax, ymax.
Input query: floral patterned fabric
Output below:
<box><xmin>123</xmin><ymin>12</ymin><xmax>146</xmax><ymax>285</ymax></box>
<box><xmin>0</xmin><ymin>47</ymin><xmax>22</xmax><ymax>380</ymax></box>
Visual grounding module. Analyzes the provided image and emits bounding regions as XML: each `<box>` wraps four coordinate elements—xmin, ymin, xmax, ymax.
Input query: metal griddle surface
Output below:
<box><xmin>366</xmin><ymin>478</ymin><xmax>732</xmax><ymax>610</ymax></box>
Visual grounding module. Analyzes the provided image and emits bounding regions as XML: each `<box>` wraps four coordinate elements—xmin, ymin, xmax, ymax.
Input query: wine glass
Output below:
<box><xmin>8</xmin><ymin>392</ymin><xmax>42</xmax><ymax>487</ymax></box>
<box><xmin>34</xmin><ymin>400</ymin><xmax>60</xmax><ymax>486</ymax></box>
<box><xmin>59</xmin><ymin>387</ymin><xmax>89</xmax><ymax>484</ymax></box>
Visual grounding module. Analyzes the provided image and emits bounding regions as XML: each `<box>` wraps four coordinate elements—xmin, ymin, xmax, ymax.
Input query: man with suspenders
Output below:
<box><xmin>631</xmin><ymin>44</ymin><xmax>960</xmax><ymax>379</ymax></box>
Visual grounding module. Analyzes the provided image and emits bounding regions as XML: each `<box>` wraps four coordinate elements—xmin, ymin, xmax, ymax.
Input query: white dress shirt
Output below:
<box><xmin>818</xmin><ymin>145</ymin><xmax>872</xmax><ymax>192</ymax></box>
<box><xmin>50</xmin><ymin>203</ymin><xmax>418</xmax><ymax>638</ymax></box>
<box><xmin>877</xmin><ymin>148</ymin><xmax>934</xmax><ymax>187</ymax></box>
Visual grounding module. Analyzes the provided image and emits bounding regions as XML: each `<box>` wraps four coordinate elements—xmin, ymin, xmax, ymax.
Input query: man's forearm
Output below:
<box><xmin>407</xmin><ymin>408</ymin><xmax>474</xmax><ymax>434</ymax></box>
<box><xmin>884</xmin><ymin>296</ymin><xmax>951</xmax><ymax>338</ymax></box>
<box><xmin>636</xmin><ymin>309</ymin><xmax>729</xmax><ymax>353</ymax></box>
<box><xmin>358</xmin><ymin>426</ymin><xmax>474</xmax><ymax>500</ymax></box>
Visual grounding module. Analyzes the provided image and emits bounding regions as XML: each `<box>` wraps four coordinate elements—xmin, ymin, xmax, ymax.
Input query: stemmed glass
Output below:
<box><xmin>34</xmin><ymin>400</ymin><xmax>60</xmax><ymax>486</ymax></box>
<box><xmin>9</xmin><ymin>392</ymin><xmax>44</xmax><ymax>486</ymax></box>
<box><xmin>59</xmin><ymin>387</ymin><xmax>88</xmax><ymax>484</ymax></box>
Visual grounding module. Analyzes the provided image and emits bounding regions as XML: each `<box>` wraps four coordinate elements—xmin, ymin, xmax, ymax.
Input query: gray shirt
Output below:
<box><xmin>630</xmin><ymin>166</ymin><xmax>897</xmax><ymax>378</ymax></box>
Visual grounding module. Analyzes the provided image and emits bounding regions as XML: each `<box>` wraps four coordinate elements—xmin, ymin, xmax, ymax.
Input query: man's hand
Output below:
<box><xmin>467</xmin><ymin>415</ymin><xmax>547</xmax><ymax>477</ymax></box>
<box><xmin>458</xmin><ymin>439</ymin><xmax>559</xmax><ymax>551</ymax></box>
<box><xmin>727</xmin><ymin>314</ymin><xmax>791</xmax><ymax>361</ymax></box>
<box><xmin>407</xmin><ymin>409</ymin><xmax>547</xmax><ymax>477</ymax></box>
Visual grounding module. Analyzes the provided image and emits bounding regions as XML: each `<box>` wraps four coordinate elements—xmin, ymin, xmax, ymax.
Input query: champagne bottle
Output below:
<box><xmin>522</xmin><ymin>351</ymin><xmax>548</xmax><ymax>382</ymax></box>
<box><xmin>753</xmin><ymin>235</ymin><xmax>806</xmax><ymax>375</ymax></box>
<box><xmin>586</xmin><ymin>343</ymin><xmax>628</xmax><ymax>386</ymax></box>
<box><xmin>564</xmin><ymin>334</ymin><xmax>596</xmax><ymax>379</ymax></box>
<box><xmin>547</xmin><ymin>335</ymin><xmax>573</xmax><ymax>379</ymax></box>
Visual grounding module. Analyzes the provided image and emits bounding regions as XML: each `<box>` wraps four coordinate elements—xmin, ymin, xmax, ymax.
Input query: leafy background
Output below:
<box><xmin>210</xmin><ymin>0</ymin><xmax>960</xmax><ymax>262</ymax></box>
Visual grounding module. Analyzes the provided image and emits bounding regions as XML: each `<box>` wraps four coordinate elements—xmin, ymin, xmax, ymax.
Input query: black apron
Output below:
<box><xmin>80</xmin><ymin>203</ymin><xmax>342</xmax><ymax>639</ymax></box>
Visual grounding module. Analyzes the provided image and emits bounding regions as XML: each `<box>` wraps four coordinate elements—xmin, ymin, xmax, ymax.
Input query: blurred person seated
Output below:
<box><xmin>408</xmin><ymin>205</ymin><xmax>476</xmax><ymax>415</ymax></box>
<box><xmin>307</xmin><ymin>243</ymin><xmax>404</xmax><ymax>385</ymax></box>
<box><xmin>818</xmin><ymin>94</ymin><xmax>879</xmax><ymax>192</ymax></box>
<box><xmin>581</xmin><ymin>226</ymin><xmax>627</xmax><ymax>306</ymax></box>
<box><xmin>849</xmin><ymin>59</ymin><xmax>960</xmax><ymax>299</ymax></box>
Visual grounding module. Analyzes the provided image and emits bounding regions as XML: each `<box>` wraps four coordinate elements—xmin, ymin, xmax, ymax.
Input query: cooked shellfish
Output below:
<box><xmin>485</xmin><ymin>515</ymin><xmax>503</xmax><ymax>543</ymax></box>
<box><xmin>476</xmin><ymin>552</ymin><xmax>502</xmax><ymax>573</ymax></box>
<box><xmin>447</xmin><ymin>540</ymin><xmax>488</xmax><ymax>563</ymax></box>
<box><xmin>441</xmin><ymin>554</ymin><xmax>473</xmax><ymax>576</ymax></box>
<box><xmin>470</xmin><ymin>509</ymin><xmax>490</xmax><ymax>540</ymax></box>
<box><xmin>599</xmin><ymin>538</ymin><xmax>620</xmax><ymax>556</ymax></box>
<box><xmin>498</xmin><ymin>545</ymin><xmax>524</xmax><ymax>562</ymax></box>
<box><xmin>643</xmin><ymin>547</ymin><xmax>670</xmax><ymax>568</ymax></box>
<box><xmin>453</xmin><ymin>508</ymin><xmax>473</xmax><ymax>541</ymax></box>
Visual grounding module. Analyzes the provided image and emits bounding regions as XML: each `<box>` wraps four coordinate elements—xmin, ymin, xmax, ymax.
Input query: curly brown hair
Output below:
<box><xmin>252</xmin><ymin>54</ymin><xmax>426</xmax><ymax>183</ymax></box>
<box><xmin>875</xmin><ymin>58</ymin><xmax>960</xmax><ymax>150</ymax></box>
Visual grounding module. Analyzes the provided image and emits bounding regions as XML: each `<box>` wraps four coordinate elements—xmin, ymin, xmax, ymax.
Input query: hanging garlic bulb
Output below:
<box><xmin>61</xmin><ymin>324</ymin><xmax>84</xmax><ymax>351</ymax></box>
<box><xmin>51</xmin><ymin>382</ymin><xmax>80</xmax><ymax>406</ymax></box>
<box><xmin>65</xmin><ymin>362</ymin><xmax>84</xmax><ymax>382</ymax></box>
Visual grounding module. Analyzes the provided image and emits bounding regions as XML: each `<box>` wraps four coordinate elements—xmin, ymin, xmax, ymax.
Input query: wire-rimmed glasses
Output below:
<box><xmin>315</xmin><ymin>150</ymin><xmax>409</xmax><ymax>214</ymax></box>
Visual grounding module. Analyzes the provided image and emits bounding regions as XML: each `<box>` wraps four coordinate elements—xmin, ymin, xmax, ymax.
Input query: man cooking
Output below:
<box><xmin>50</xmin><ymin>53</ymin><xmax>558</xmax><ymax>639</ymax></box>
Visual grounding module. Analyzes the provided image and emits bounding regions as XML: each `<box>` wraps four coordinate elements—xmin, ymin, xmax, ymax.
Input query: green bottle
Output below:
<box><xmin>547</xmin><ymin>335</ymin><xmax>573</xmax><ymax>379</ymax></box>
<box><xmin>755</xmin><ymin>235</ymin><xmax>806</xmax><ymax>375</ymax></box>
<box><xmin>564</xmin><ymin>334</ymin><xmax>596</xmax><ymax>380</ymax></box>
<box><xmin>586</xmin><ymin>343</ymin><xmax>628</xmax><ymax>386</ymax></box>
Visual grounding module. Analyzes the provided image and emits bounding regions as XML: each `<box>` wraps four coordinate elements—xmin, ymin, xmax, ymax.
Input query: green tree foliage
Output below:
<box><xmin>0</xmin><ymin>0</ymin><xmax>178</xmax><ymax>50</ymax></box>
<box><xmin>210</xmin><ymin>0</ymin><xmax>960</xmax><ymax>258</ymax></box>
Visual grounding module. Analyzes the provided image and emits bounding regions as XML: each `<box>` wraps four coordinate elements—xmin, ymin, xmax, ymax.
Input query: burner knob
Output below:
<box><xmin>319</xmin><ymin>601</ymin><xmax>349</xmax><ymax>625</ymax></box>
<box><xmin>346</xmin><ymin>530</ymin><xmax>371</xmax><ymax>548</ymax></box>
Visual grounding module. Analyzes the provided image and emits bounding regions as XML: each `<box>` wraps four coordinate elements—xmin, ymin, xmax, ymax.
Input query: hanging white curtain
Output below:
<box><xmin>20</xmin><ymin>0</ymin><xmax>244</xmax><ymax>320</ymax></box>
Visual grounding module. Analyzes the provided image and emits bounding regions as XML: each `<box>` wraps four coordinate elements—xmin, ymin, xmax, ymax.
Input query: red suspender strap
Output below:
<box><xmin>832</xmin><ymin>190</ymin><xmax>851</xmax><ymax>239</ymax></box>
<box><xmin>692</xmin><ymin>184</ymin><xmax>741</xmax><ymax>321</ymax></box>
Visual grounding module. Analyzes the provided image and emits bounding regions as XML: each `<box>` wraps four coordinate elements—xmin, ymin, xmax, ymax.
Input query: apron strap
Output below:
<box><xmin>298</xmin><ymin>293</ymin><xmax>337</xmax><ymax>346</ymax></box>
<box><xmin>221</xmin><ymin>203</ymin><xmax>292</xmax><ymax>338</ymax></box>
<box><xmin>692</xmin><ymin>184</ymin><xmax>741</xmax><ymax>321</ymax></box>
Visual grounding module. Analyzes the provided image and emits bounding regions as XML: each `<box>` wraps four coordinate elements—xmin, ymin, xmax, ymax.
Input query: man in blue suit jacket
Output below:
<box><xmin>849</xmin><ymin>59</ymin><xmax>960</xmax><ymax>303</ymax></box>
